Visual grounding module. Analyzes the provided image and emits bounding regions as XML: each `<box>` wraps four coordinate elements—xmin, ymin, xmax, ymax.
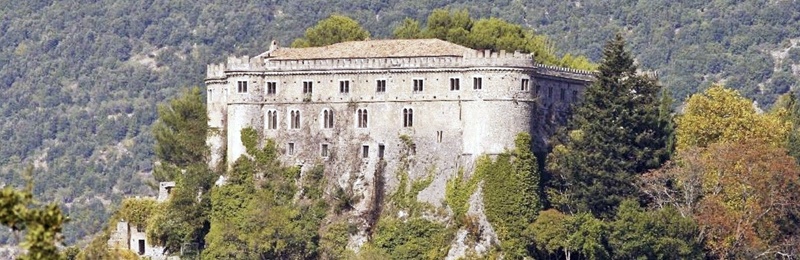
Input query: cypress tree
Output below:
<box><xmin>549</xmin><ymin>34</ymin><xmax>672</xmax><ymax>218</ymax></box>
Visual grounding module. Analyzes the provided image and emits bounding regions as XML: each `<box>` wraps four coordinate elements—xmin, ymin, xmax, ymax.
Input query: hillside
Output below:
<box><xmin>1</xmin><ymin>0</ymin><xmax>800</xmax><ymax>245</ymax></box>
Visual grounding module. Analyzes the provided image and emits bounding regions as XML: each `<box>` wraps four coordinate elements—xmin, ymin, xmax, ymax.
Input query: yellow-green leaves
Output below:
<box><xmin>676</xmin><ymin>85</ymin><xmax>790</xmax><ymax>150</ymax></box>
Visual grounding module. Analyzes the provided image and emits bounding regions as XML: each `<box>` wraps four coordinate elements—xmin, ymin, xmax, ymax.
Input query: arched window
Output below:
<box><xmin>322</xmin><ymin>109</ymin><xmax>334</xmax><ymax>129</ymax></box>
<box><xmin>267</xmin><ymin>110</ymin><xmax>277</xmax><ymax>129</ymax></box>
<box><xmin>290</xmin><ymin>110</ymin><xmax>300</xmax><ymax>129</ymax></box>
<box><xmin>357</xmin><ymin>109</ymin><xmax>368</xmax><ymax>128</ymax></box>
<box><xmin>403</xmin><ymin>108</ymin><xmax>413</xmax><ymax>127</ymax></box>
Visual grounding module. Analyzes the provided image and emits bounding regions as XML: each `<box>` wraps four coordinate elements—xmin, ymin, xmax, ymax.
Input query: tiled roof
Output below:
<box><xmin>264</xmin><ymin>39</ymin><xmax>475</xmax><ymax>60</ymax></box>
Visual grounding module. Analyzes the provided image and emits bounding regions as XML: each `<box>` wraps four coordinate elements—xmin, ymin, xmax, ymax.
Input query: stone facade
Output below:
<box><xmin>205</xmin><ymin>39</ymin><xmax>593</xmax><ymax>205</ymax></box>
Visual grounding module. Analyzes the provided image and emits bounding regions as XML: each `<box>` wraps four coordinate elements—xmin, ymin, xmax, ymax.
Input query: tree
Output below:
<box><xmin>152</xmin><ymin>87</ymin><xmax>209</xmax><ymax>181</ymax></box>
<box><xmin>546</xmin><ymin>34</ymin><xmax>672</xmax><ymax>218</ymax></box>
<box><xmin>772</xmin><ymin>91</ymin><xmax>800</xmax><ymax>163</ymax></box>
<box><xmin>291</xmin><ymin>15</ymin><xmax>370</xmax><ymax>48</ymax></box>
<box><xmin>393</xmin><ymin>18</ymin><xmax>421</xmax><ymax>39</ymax></box>
<box><xmin>641</xmin><ymin>141</ymin><xmax>800</xmax><ymax>258</ymax></box>
<box><xmin>0</xmin><ymin>171</ymin><xmax>67</xmax><ymax>260</ymax></box>
<box><xmin>608</xmin><ymin>200</ymin><xmax>703</xmax><ymax>259</ymax></box>
<box><xmin>525</xmin><ymin>209</ymin><xmax>609</xmax><ymax>260</ymax></box>
<box><xmin>148</xmin><ymin>87</ymin><xmax>214</xmax><ymax>254</ymax></box>
<box><xmin>676</xmin><ymin>85</ymin><xmax>789</xmax><ymax>150</ymax></box>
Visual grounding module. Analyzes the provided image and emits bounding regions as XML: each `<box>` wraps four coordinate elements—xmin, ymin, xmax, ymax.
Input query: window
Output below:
<box><xmin>339</xmin><ymin>80</ymin><xmax>350</xmax><ymax>93</ymax></box>
<box><xmin>450</xmin><ymin>78</ymin><xmax>460</xmax><ymax>91</ymax></box>
<box><xmin>208</xmin><ymin>89</ymin><xmax>213</xmax><ymax>101</ymax></box>
<box><xmin>413</xmin><ymin>79</ymin><xmax>424</xmax><ymax>92</ymax></box>
<box><xmin>376</xmin><ymin>79</ymin><xmax>386</xmax><ymax>93</ymax></box>
<box><xmin>237</xmin><ymin>81</ymin><xmax>248</xmax><ymax>93</ymax></box>
<box><xmin>288</xmin><ymin>142</ymin><xmax>295</xmax><ymax>155</ymax></box>
<box><xmin>303</xmin><ymin>81</ymin><xmax>313</xmax><ymax>94</ymax></box>
<box><xmin>521</xmin><ymin>78</ymin><xmax>530</xmax><ymax>91</ymax></box>
<box><xmin>548</xmin><ymin>87</ymin><xmax>553</xmax><ymax>98</ymax></box>
<box><xmin>362</xmin><ymin>145</ymin><xmax>369</xmax><ymax>158</ymax></box>
<box><xmin>357</xmin><ymin>109</ymin><xmax>368</xmax><ymax>128</ymax></box>
<box><xmin>534</xmin><ymin>84</ymin><xmax>540</xmax><ymax>97</ymax></box>
<box><xmin>266</xmin><ymin>81</ymin><xmax>277</xmax><ymax>95</ymax></box>
<box><xmin>436</xmin><ymin>131</ymin><xmax>443</xmax><ymax>143</ymax></box>
<box><xmin>290</xmin><ymin>110</ymin><xmax>300</xmax><ymax>129</ymax></box>
<box><xmin>321</xmin><ymin>144</ymin><xmax>329</xmax><ymax>157</ymax></box>
<box><xmin>138</xmin><ymin>240</ymin><xmax>145</xmax><ymax>255</ymax></box>
<box><xmin>267</xmin><ymin>110</ymin><xmax>278</xmax><ymax>130</ymax></box>
<box><xmin>322</xmin><ymin>109</ymin><xmax>334</xmax><ymax>129</ymax></box>
<box><xmin>378</xmin><ymin>144</ymin><xmax>385</xmax><ymax>159</ymax></box>
<box><xmin>473</xmin><ymin>77</ymin><xmax>482</xmax><ymax>90</ymax></box>
<box><xmin>403</xmin><ymin>108</ymin><xmax>413</xmax><ymax>127</ymax></box>
<box><xmin>560</xmin><ymin>88</ymin><xmax>566</xmax><ymax>101</ymax></box>
<box><xmin>572</xmin><ymin>90</ymin><xmax>578</xmax><ymax>102</ymax></box>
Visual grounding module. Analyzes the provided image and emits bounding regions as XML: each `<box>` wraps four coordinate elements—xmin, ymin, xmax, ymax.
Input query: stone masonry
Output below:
<box><xmin>204</xmin><ymin>39</ymin><xmax>594</xmax><ymax>207</ymax></box>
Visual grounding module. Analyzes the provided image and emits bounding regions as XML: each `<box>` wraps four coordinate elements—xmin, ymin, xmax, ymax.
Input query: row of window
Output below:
<box><xmin>264</xmin><ymin>108</ymin><xmax>414</xmax><ymax>130</ymax></box>
<box><xmin>235</xmin><ymin>77</ymin><xmax>532</xmax><ymax>95</ymax></box>
<box><xmin>532</xmin><ymin>84</ymin><xmax>579</xmax><ymax>102</ymax></box>
<box><xmin>286</xmin><ymin>142</ymin><xmax>386</xmax><ymax>159</ymax></box>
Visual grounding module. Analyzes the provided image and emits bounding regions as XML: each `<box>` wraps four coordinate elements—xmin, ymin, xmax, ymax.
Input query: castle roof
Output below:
<box><xmin>263</xmin><ymin>39</ymin><xmax>475</xmax><ymax>60</ymax></box>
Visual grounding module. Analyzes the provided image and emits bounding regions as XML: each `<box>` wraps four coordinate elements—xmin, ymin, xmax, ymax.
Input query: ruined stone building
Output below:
<box><xmin>205</xmin><ymin>39</ymin><xmax>593</xmax><ymax>205</ymax></box>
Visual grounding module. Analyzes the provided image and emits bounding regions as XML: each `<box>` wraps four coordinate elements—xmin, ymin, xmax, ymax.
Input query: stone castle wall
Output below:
<box><xmin>205</xmin><ymin>50</ymin><xmax>593</xmax><ymax>204</ymax></box>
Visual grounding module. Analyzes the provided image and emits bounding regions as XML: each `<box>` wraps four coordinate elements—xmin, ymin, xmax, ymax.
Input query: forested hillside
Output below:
<box><xmin>2</xmin><ymin>0</ymin><xmax>800</xmax><ymax>245</ymax></box>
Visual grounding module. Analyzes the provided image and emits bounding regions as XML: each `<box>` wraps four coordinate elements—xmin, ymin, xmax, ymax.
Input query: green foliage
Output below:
<box><xmin>153</xmin><ymin>87</ymin><xmax>209</xmax><ymax>181</ymax></box>
<box><xmin>370</xmin><ymin>217</ymin><xmax>451</xmax><ymax>260</ymax></box>
<box><xmin>773</xmin><ymin>92</ymin><xmax>800</xmax><ymax>162</ymax></box>
<box><xmin>203</xmin><ymin>129</ymin><xmax>325</xmax><ymax>259</ymax></box>
<box><xmin>320</xmin><ymin>219</ymin><xmax>356</xmax><ymax>259</ymax></box>
<box><xmin>394</xmin><ymin>8</ymin><xmax>596</xmax><ymax>70</ymax></box>
<box><xmin>444</xmin><ymin>169</ymin><xmax>478</xmax><ymax>222</ymax></box>
<box><xmin>0</xmin><ymin>177</ymin><xmax>67</xmax><ymax>260</ymax></box>
<box><xmin>114</xmin><ymin>198</ymin><xmax>156</xmax><ymax>228</ymax></box>
<box><xmin>524</xmin><ymin>209</ymin><xmax>608</xmax><ymax>260</ymax></box>
<box><xmin>476</xmin><ymin>133</ymin><xmax>542</xmax><ymax>258</ymax></box>
<box><xmin>291</xmin><ymin>15</ymin><xmax>370</xmax><ymax>48</ymax></box>
<box><xmin>547</xmin><ymin>34</ymin><xmax>672</xmax><ymax>218</ymax></box>
<box><xmin>608</xmin><ymin>200</ymin><xmax>704</xmax><ymax>259</ymax></box>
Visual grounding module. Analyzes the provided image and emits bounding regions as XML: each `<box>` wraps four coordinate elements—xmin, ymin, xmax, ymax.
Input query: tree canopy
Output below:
<box><xmin>291</xmin><ymin>15</ymin><xmax>370</xmax><ymax>48</ymax></box>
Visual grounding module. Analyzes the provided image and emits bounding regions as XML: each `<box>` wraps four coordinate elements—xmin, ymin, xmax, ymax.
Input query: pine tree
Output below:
<box><xmin>548</xmin><ymin>34</ymin><xmax>672</xmax><ymax>218</ymax></box>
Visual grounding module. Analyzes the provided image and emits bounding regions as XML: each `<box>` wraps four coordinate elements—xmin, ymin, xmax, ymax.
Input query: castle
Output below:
<box><xmin>204</xmin><ymin>39</ymin><xmax>593</xmax><ymax>203</ymax></box>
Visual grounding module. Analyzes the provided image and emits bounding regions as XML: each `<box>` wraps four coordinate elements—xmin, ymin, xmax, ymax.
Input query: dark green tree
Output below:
<box><xmin>291</xmin><ymin>15</ymin><xmax>370</xmax><ymax>48</ymax></box>
<box><xmin>152</xmin><ymin>87</ymin><xmax>209</xmax><ymax>181</ymax></box>
<box><xmin>147</xmin><ymin>87</ymin><xmax>214</xmax><ymax>255</ymax></box>
<box><xmin>547</xmin><ymin>34</ymin><xmax>672</xmax><ymax>218</ymax></box>
<box><xmin>608</xmin><ymin>200</ymin><xmax>703</xmax><ymax>259</ymax></box>
<box><xmin>392</xmin><ymin>18</ymin><xmax>421</xmax><ymax>39</ymax></box>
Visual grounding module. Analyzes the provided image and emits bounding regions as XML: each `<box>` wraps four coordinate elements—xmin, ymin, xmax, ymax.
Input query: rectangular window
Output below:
<box><xmin>521</xmin><ymin>79</ymin><xmax>530</xmax><ymax>91</ymax></box>
<box><xmin>362</xmin><ymin>145</ymin><xmax>369</xmax><ymax>158</ymax></box>
<box><xmin>413</xmin><ymin>79</ymin><xmax>424</xmax><ymax>92</ymax></box>
<box><xmin>534</xmin><ymin>84</ymin><xmax>540</xmax><ymax>97</ymax></box>
<box><xmin>321</xmin><ymin>144</ymin><xmax>329</xmax><ymax>158</ymax></box>
<box><xmin>288</xmin><ymin>142</ymin><xmax>295</xmax><ymax>155</ymax></box>
<box><xmin>560</xmin><ymin>88</ymin><xmax>566</xmax><ymax>101</ymax></box>
<box><xmin>548</xmin><ymin>87</ymin><xmax>553</xmax><ymax>98</ymax></box>
<box><xmin>378</xmin><ymin>144</ymin><xmax>385</xmax><ymax>159</ymax></box>
<box><xmin>473</xmin><ymin>77</ymin><xmax>482</xmax><ymax>90</ymax></box>
<box><xmin>266</xmin><ymin>81</ymin><xmax>277</xmax><ymax>95</ymax></box>
<box><xmin>208</xmin><ymin>89</ymin><xmax>213</xmax><ymax>101</ymax></box>
<box><xmin>450</xmin><ymin>78</ymin><xmax>460</xmax><ymax>91</ymax></box>
<box><xmin>376</xmin><ymin>79</ymin><xmax>386</xmax><ymax>93</ymax></box>
<box><xmin>303</xmin><ymin>81</ymin><xmax>313</xmax><ymax>94</ymax></box>
<box><xmin>572</xmin><ymin>90</ymin><xmax>578</xmax><ymax>102</ymax></box>
<box><xmin>339</xmin><ymin>80</ymin><xmax>350</xmax><ymax>93</ymax></box>
<box><xmin>237</xmin><ymin>81</ymin><xmax>248</xmax><ymax>93</ymax></box>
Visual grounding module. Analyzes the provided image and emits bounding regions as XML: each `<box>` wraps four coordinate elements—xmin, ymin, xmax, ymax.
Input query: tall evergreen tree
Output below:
<box><xmin>547</xmin><ymin>34</ymin><xmax>672</xmax><ymax>218</ymax></box>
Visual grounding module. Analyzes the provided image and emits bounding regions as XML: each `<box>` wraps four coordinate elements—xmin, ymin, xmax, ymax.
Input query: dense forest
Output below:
<box><xmin>2</xmin><ymin>0</ymin><xmax>800</xmax><ymax>251</ymax></box>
